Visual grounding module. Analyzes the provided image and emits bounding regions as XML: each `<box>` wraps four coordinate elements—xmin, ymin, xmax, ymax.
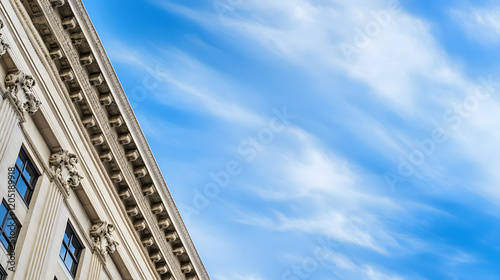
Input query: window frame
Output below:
<box><xmin>0</xmin><ymin>265</ymin><xmax>7</xmax><ymax>280</ymax></box>
<box><xmin>0</xmin><ymin>200</ymin><xmax>21</xmax><ymax>252</ymax></box>
<box><xmin>13</xmin><ymin>148</ymin><xmax>39</xmax><ymax>205</ymax></box>
<box><xmin>59</xmin><ymin>223</ymin><xmax>83</xmax><ymax>278</ymax></box>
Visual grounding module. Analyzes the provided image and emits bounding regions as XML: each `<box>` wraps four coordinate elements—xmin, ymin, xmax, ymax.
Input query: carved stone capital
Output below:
<box><xmin>4</xmin><ymin>70</ymin><xmax>41</xmax><ymax>115</ymax></box>
<box><xmin>90</xmin><ymin>221</ymin><xmax>120</xmax><ymax>258</ymax></box>
<box><xmin>0</xmin><ymin>37</ymin><xmax>9</xmax><ymax>57</ymax></box>
<box><xmin>49</xmin><ymin>150</ymin><xmax>83</xmax><ymax>194</ymax></box>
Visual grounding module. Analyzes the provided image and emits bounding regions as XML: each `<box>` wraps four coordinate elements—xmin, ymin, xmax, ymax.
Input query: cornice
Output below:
<box><xmin>33</xmin><ymin>0</ymin><xmax>175</xmax><ymax>278</ymax></box>
<box><xmin>66</xmin><ymin>4</ymin><xmax>209</xmax><ymax>279</ymax></box>
<box><xmin>67</xmin><ymin>1</ymin><xmax>209</xmax><ymax>279</ymax></box>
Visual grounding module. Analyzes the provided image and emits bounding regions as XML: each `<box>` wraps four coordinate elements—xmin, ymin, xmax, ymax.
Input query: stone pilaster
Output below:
<box><xmin>23</xmin><ymin>181</ymin><xmax>63</xmax><ymax>279</ymax></box>
<box><xmin>87</xmin><ymin>250</ymin><xmax>104</xmax><ymax>280</ymax></box>
<box><xmin>0</xmin><ymin>96</ymin><xmax>19</xmax><ymax>162</ymax></box>
<box><xmin>0</xmin><ymin>69</ymin><xmax>40</xmax><ymax>162</ymax></box>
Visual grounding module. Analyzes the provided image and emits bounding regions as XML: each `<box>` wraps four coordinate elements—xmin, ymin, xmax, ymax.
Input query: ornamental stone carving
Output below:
<box><xmin>0</xmin><ymin>37</ymin><xmax>8</xmax><ymax>57</ymax></box>
<box><xmin>50</xmin><ymin>0</ymin><xmax>65</xmax><ymax>8</ymax></box>
<box><xmin>0</xmin><ymin>19</ymin><xmax>9</xmax><ymax>57</ymax></box>
<box><xmin>49</xmin><ymin>150</ymin><xmax>83</xmax><ymax>193</ymax></box>
<box><xmin>90</xmin><ymin>221</ymin><xmax>119</xmax><ymax>256</ymax></box>
<box><xmin>4</xmin><ymin>70</ymin><xmax>41</xmax><ymax>115</ymax></box>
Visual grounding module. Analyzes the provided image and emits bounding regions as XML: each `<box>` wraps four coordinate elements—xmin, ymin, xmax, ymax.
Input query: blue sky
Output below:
<box><xmin>83</xmin><ymin>0</ymin><xmax>500</xmax><ymax>279</ymax></box>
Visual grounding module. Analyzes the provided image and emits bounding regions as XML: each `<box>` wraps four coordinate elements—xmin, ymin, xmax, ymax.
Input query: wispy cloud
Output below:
<box><xmin>156</xmin><ymin>0</ymin><xmax>472</xmax><ymax>112</ymax></box>
<box><xmin>107</xmin><ymin>41</ymin><xmax>262</xmax><ymax>125</ymax></box>
<box><xmin>452</xmin><ymin>5</ymin><xmax>500</xmax><ymax>43</ymax></box>
<box><xmin>86</xmin><ymin>0</ymin><xmax>500</xmax><ymax>278</ymax></box>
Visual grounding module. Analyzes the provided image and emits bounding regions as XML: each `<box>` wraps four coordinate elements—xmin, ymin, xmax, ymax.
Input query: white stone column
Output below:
<box><xmin>0</xmin><ymin>69</ymin><xmax>39</xmax><ymax>164</ymax></box>
<box><xmin>0</xmin><ymin>96</ymin><xmax>20</xmax><ymax>163</ymax></box>
<box><xmin>23</xmin><ymin>181</ymin><xmax>63</xmax><ymax>279</ymax></box>
<box><xmin>87</xmin><ymin>250</ymin><xmax>104</xmax><ymax>280</ymax></box>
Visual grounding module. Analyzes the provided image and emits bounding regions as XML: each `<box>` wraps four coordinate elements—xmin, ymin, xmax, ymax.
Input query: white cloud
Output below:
<box><xmin>322</xmin><ymin>251</ymin><xmax>406</xmax><ymax>279</ymax></box>
<box><xmin>234</xmin><ymin>128</ymin><xmax>425</xmax><ymax>255</ymax></box>
<box><xmin>157</xmin><ymin>0</ymin><xmax>471</xmax><ymax>112</ymax></box>
<box><xmin>452</xmin><ymin>6</ymin><xmax>500</xmax><ymax>43</ymax></box>
<box><xmin>107</xmin><ymin>42</ymin><xmax>262</xmax><ymax>125</ymax></box>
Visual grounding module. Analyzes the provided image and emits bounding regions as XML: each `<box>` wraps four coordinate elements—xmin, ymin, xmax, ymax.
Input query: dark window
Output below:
<box><xmin>0</xmin><ymin>265</ymin><xmax>6</xmax><ymax>280</ymax></box>
<box><xmin>0</xmin><ymin>201</ymin><xmax>21</xmax><ymax>251</ymax></box>
<box><xmin>12</xmin><ymin>148</ymin><xmax>38</xmax><ymax>205</ymax></box>
<box><xmin>59</xmin><ymin>223</ymin><xmax>82</xmax><ymax>277</ymax></box>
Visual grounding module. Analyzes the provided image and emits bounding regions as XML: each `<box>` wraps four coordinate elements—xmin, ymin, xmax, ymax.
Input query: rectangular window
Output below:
<box><xmin>59</xmin><ymin>223</ymin><xmax>82</xmax><ymax>277</ymax></box>
<box><xmin>0</xmin><ymin>201</ymin><xmax>20</xmax><ymax>252</ymax></box>
<box><xmin>12</xmin><ymin>148</ymin><xmax>39</xmax><ymax>205</ymax></box>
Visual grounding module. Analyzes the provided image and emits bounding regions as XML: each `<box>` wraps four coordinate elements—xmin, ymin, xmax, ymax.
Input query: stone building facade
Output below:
<box><xmin>0</xmin><ymin>0</ymin><xmax>209</xmax><ymax>279</ymax></box>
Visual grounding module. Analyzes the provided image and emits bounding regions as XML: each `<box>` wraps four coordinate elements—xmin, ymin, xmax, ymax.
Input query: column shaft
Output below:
<box><xmin>88</xmin><ymin>252</ymin><xmax>103</xmax><ymax>280</ymax></box>
<box><xmin>0</xmin><ymin>98</ymin><xmax>18</xmax><ymax>162</ymax></box>
<box><xmin>24</xmin><ymin>182</ymin><xmax>63</xmax><ymax>279</ymax></box>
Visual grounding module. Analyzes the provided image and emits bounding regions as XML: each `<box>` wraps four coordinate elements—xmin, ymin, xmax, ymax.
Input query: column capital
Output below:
<box><xmin>4</xmin><ymin>70</ymin><xmax>40</xmax><ymax>117</ymax></box>
<box><xmin>89</xmin><ymin>221</ymin><xmax>120</xmax><ymax>262</ymax></box>
<box><xmin>49</xmin><ymin>150</ymin><xmax>84</xmax><ymax>196</ymax></box>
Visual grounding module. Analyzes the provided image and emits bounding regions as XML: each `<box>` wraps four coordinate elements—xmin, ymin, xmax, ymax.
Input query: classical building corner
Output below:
<box><xmin>0</xmin><ymin>0</ymin><xmax>210</xmax><ymax>279</ymax></box>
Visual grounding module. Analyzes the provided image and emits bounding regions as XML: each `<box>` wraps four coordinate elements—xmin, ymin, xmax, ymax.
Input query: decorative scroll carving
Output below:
<box><xmin>109</xmin><ymin>115</ymin><xmax>123</xmax><ymax>127</ymax></box>
<box><xmin>142</xmin><ymin>184</ymin><xmax>155</xmax><ymax>196</ymax></box>
<box><xmin>70</xmin><ymin>91</ymin><xmax>83</xmax><ymax>102</ymax></box>
<box><xmin>126</xmin><ymin>205</ymin><xmax>139</xmax><ymax>216</ymax></box>
<box><xmin>151</xmin><ymin>203</ymin><xmax>164</xmax><ymax>215</ymax></box>
<box><xmin>142</xmin><ymin>236</ymin><xmax>154</xmax><ymax>247</ymax></box>
<box><xmin>156</xmin><ymin>264</ymin><xmax>169</xmax><ymax>275</ymax></box>
<box><xmin>133</xmin><ymin>219</ymin><xmax>146</xmax><ymax>231</ymax></box>
<box><xmin>89</xmin><ymin>73</ymin><xmax>104</xmax><ymax>86</ymax></box>
<box><xmin>50</xmin><ymin>0</ymin><xmax>65</xmax><ymax>8</ymax></box>
<box><xmin>59</xmin><ymin>68</ymin><xmax>74</xmax><ymax>81</ymax></box>
<box><xmin>49</xmin><ymin>48</ymin><xmax>62</xmax><ymax>59</ymax></box>
<box><xmin>79</xmin><ymin>52</ymin><xmax>93</xmax><ymax>65</ymax></box>
<box><xmin>110</xmin><ymin>172</ymin><xmax>123</xmax><ymax>183</ymax></box>
<box><xmin>61</xmin><ymin>17</ymin><xmax>76</xmax><ymax>30</ymax></box>
<box><xmin>134</xmin><ymin>166</ymin><xmax>147</xmax><ymax>178</ymax></box>
<box><xmin>0</xmin><ymin>37</ymin><xmax>8</xmax><ymax>57</ymax></box>
<box><xmin>158</xmin><ymin>218</ymin><xmax>171</xmax><ymax>229</ymax></box>
<box><xmin>90</xmin><ymin>221</ymin><xmax>120</xmax><ymax>256</ymax></box>
<box><xmin>118</xmin><ymin>188</ymin><xmax>130</xmax><ymax>199</ymax></box>
<box><xmin>4</xmin><ymin>71</ymin><xmax>41</xmax><ymax>115</ymax></box>
<box><xmin>173</xmin><ymin>245</ymin><xmax>186</xmax><ymax>256</ymax></box>
<box><xmin>150</xmin><ymin>251</ymin><xmax>162</xmax><ymax>262</ymax></box>
<box><xmin>49</xmin><ymin>150</ymin><xmax>83</xmax><ymax>193</ymax></box>
<box><xmin>125</xmin><ymin>150</ymin><xmax>139</xmax><ymax>161</ymax></box>
<box><xmin>90</xmin><ymin>134</ymin><xmax>104</xmax><ymax>145</ymax></box>
<box><xmin>165</xmin><ymin>232</ymin><xmax>178</xmax><ymax>242</ymax></box>
<box><xmin>99</xmin><ymin>94</ymin><xmax>113</xmax><ymax>106</ymax></box>
<box><xmin>181</xmin><ymin>262</ymin><xmax>193</xmax><ymax>274</ymax></box>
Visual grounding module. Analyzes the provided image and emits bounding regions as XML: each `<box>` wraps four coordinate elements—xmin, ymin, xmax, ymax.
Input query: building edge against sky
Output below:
<box><xmin>0</xmin><ymin>0</ymin><xmax>209</xmax><ymax>279</ymax></box>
